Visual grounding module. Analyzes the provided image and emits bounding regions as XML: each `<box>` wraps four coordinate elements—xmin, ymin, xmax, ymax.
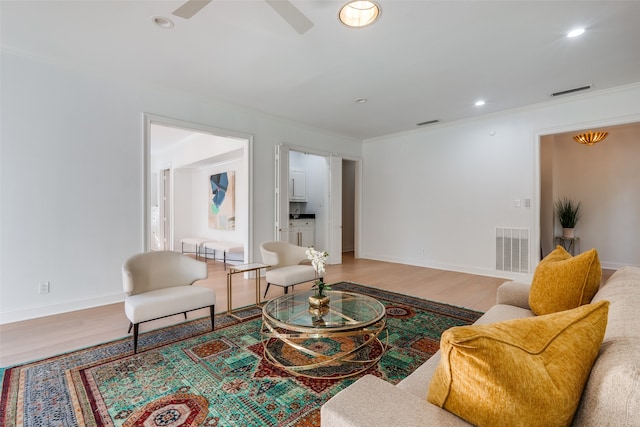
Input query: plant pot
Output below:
<box><xmin>563</xmin><ymin>228</ymin><xmax>575</xmax><ymax>238</ymax></box>
<box><xmin>308</xmin><ymin>305</ymin><xmax>330</xmax><ymax>319</ymax></box>
<box><xmin>308</xmin><ymin>294</ymin><xmax>330</xmax><ymax>308</ymax></box>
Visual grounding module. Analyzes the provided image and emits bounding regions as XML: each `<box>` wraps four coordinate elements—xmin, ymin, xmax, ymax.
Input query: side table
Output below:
<box><xmin>555</xmin><ymin>236</ymin><xmax>580</xmax><ymax>256</ymax></box>
<box><xmin>226</xmin><ymin>263</ymin><xmax>270</xmax><ymax>314</ymax></box>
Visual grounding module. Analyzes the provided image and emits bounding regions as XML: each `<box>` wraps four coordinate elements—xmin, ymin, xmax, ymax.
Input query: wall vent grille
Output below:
<box><xmin>496</xmin><ymin>227</ymin><xmax>529</xmax><ymax>273</ymax></box>
<box><xmin>551</xmin><ymin>84</ymin><xmax>592</xmax><ymax>97</ymax></box>
<box><xmin>416</xmin><ymin>119</ymin><xmax>440</xmax><ymax>126</ymax></box>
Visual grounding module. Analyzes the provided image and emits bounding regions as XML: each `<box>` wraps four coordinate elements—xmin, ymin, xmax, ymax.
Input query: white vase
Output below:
<box><xmin>563</xmin><ymin>228</ymin><xmax>575</xmax><ymax>238</ymax></box>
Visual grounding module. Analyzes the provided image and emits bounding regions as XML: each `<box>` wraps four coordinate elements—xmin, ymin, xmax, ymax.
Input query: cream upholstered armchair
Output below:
<box><xmin>122</xmin><ymin>251</ymin><xmax>215</xmax><ymax>353</ymax></box>
<box><xmin>260</xmin><ymin>241</ymin><xmax>317</xmax><ymax>298</ymax></box>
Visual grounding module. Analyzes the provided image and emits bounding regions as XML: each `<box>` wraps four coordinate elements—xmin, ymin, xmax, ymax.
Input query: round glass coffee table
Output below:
<box><xmin>261</xmin><ymin>290</ymin><xmax>387</xmax><ymax>378</ymax></box>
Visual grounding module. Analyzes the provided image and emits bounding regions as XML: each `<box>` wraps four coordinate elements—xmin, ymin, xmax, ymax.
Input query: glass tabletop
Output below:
<box><xmin>228</xmin><ymin>263</ymin><xmax>270</xmax><ymax>273</ymax></box>
<box><xmin>262</xmin><ymin>290</ymin><xmax>385</xmax><ymax>332</ymax></box>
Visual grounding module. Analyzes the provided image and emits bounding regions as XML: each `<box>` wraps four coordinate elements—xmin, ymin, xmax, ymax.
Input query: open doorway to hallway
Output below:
<box><xmin>539</xmin><ymin>121</ymin><xmax>640</xmax><ymax>270</ymax></box>
<box><xmin>276</xmin><ymin>145</ymin><xmax>360</xmax><ymax>265</ymax></box>
<box><xmin>144</xmin><ymin>115</ymin><xmax>252</xmax><ymax>265</ymax></box>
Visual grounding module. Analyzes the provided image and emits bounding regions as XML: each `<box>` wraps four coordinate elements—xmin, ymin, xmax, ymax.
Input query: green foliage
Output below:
<box><xmin>555</xmin><ymin>197</ymin><xmax>583</xmax><ymax>228</ymax></box>
<box><xmin>312</xmin><ymin>280</ymin><xmax>331</xmax><ymax>297</ymax></box>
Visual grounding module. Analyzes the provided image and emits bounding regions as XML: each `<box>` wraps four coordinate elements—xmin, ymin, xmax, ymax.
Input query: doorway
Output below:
<box><xmin>538</xmin><ymin>121</ymin><xmax>640</xmax><ymax>270</ymax></box>
<box><xmin>144</xmin><ymin>114</ymin><xmax>253</xmax><ymax>263</ymax></box>
<box><xmin>274</xmin><ymin>144</ymin><xmax>361</xmax><ymax>264</ymax></box>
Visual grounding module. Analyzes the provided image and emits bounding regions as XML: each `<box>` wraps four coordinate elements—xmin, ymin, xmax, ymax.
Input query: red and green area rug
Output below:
<box><xmin>1</xmin><ymin>282</ymin><xmax>482</xmax><ymax>427</ymax></box>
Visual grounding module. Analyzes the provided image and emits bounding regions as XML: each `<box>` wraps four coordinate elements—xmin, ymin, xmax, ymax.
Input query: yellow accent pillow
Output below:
<box><xmin>427</xmin><ymin>301</ymin><xmax>609</xmax><ymax>427</ymax></box>
<box><xmin>529</xmin><ymin>245</ymin><xmax>601</xmax><ymax>315</ymax></box>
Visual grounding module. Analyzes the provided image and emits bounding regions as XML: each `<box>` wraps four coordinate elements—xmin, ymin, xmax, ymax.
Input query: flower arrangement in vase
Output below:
<box><xmin>305</xmin><ymin>247</ymin><xmax>330</xmax><ymax>308</ymax></box>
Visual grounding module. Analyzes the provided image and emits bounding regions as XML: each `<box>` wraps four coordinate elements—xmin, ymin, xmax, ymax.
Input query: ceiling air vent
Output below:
<box><xmin>551</xmin><ymin>84</ymin><xmax>592</xmax><ymax>97</ymax></box>
<box><xmin>416</xmin><ymin>119</ymin><xmax>440</xmax><ymax>126</ymax></box>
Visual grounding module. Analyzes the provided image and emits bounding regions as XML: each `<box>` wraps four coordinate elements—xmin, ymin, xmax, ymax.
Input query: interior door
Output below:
<box><xmin>160</xmin><ymin>169</ymin><xmax>172</xmax><ymax>250</ymax></box>
<box><xmin>328</xmin><ymin>156</ymin><xmax>343</xmax><ymax>264</ymax></box>
<box><xmin>274</xmin><ymin>144</ymin><xmax>291</xmax><ymax>242</ymax></box>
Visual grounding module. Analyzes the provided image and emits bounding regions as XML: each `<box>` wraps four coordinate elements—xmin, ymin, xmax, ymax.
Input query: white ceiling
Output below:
<box><xmin>2</xmin><ymin>0</ymin><xmax>640</xmax><ymax>140</ymax></box>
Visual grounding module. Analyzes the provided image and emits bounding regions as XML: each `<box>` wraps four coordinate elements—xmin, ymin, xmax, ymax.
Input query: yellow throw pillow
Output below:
<box><xmin>529</xmin><ymin>245</ymin><xmax>601</xmax><ymax>315</ymax></box>
<box><xmin>427</xmin><ymin>301</ymin><xmax>609</xmax><ymax>427</ymax></box>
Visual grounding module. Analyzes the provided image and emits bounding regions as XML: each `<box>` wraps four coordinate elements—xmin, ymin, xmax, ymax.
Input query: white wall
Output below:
<box><xmin>361</xmin><ymin>84</ymin><xmax>640</xmax><ymax>280</ymax></box>
<box><xmin>2</xmin><ymin>49</ymin><xmax>639</xmax><ymax>323</ymax></box>
<box><xmin>0</xmin><ymin>52</ymin><xmax>361</xmax><ymax>323</ymax></box>
<box><xmin>541</xmin><ymin>124</ymin><xmax>640</xmax><ymax>268</ymax></box>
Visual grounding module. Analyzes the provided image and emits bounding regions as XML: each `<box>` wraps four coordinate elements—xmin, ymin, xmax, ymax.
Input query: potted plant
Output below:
<box><xmin>555</xmin><ymin>196</ymin><xmax>582</xmax><ymax>238</ymax></box>
<box><xmin>305</xmin><ymin>247</ymin><xmax>330</xmax><ymax>308</ymax></box>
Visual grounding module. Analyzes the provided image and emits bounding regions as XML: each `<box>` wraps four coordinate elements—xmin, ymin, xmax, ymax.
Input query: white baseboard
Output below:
<box><xmin>357</xmin><ymin>252</ymin><xmax>636</xmax><ymax>284</ymax></box>
<box><xmin>600</xmin><ymin>261</ymin><xmax>638</xmax><ymax>270</ymax></box>
<box><xmin>359</xmin><ymin>251</ymin><xmax>526</xmax><ymax>282</ymax></box>
<box><xmin>0</xmin><ymin>292</ymin><xmax>126</xmax><ymax>325</ymax></box>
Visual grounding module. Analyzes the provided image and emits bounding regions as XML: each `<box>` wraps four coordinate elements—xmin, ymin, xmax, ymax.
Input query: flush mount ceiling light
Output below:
<box><xmin>338</xmin><ymin>1</ymin><xmax>381</xmax><ymax>28</ymax></box>
<box><xmin>573</xmin><ymin>130</ymin><xmax>608</xmax><ymax>146</ymax></box>
<box><xmin>354</xmin><ymin>98</ymin><xmax>368</xmax><ymax>103</ymax></box>
<box><xmin>475</xmin><ymin>100</ymin><xmax>486</xmax><ymax>106</ymax></box>
<box><xmin>567</xmin><ymin>28</ymin><xmax>585</xmax><ymax>38</ymax></box>
<box><xmin>152</xmin><ymin>16</ymin><xmax>174</xmax><ymax>29</ymax></box>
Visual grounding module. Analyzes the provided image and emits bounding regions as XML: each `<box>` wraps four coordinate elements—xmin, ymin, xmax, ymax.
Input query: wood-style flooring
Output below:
<box><xmin>0</xmin><ymin>253</ymin><xmax>614</xmax><ymax>367</ymax></box>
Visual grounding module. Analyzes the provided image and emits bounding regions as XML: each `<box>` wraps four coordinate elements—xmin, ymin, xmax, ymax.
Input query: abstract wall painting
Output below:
<box><xmin>208</xmin><ymin>171</ymin><xmax>235</xmax><ymax>230</ymax></box>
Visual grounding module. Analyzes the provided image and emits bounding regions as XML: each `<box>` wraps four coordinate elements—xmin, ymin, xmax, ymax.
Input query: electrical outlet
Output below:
<box><xmin>38</xmin><ymin>281</ymin><xmax>50</xmax><ymax>294</ymax></box>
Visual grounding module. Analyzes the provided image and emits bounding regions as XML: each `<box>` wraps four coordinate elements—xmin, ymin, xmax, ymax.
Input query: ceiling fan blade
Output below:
<box><xmin>172</xmin><ymin>0</ymin><xmax>212</xmax><ymax>19</ymax></box>
<box><xmin>264</xmin><ymin>0</ymin><xmax>314</xmax><ymax>35</ymax></box>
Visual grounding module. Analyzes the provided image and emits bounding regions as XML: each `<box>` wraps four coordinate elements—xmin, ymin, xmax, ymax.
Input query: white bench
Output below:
<box><xmin>180</xmin><ymin>237</ymin><xmax>209</xmax><ymax>260</ymax></box>
<box><xmin>202</xmin><ymin>241</ymin><xmax>244</xmax><ymax>269</ymax></box>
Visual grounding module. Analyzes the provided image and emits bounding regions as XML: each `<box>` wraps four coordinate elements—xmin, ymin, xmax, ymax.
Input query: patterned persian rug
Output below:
<box><xmin>0</xmin><ymin>282</ymin><xmax>482</xmax><ymax>427</ymax></box>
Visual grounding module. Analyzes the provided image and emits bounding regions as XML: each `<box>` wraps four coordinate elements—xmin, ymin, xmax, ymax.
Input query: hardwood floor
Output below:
<box><xmin>0</xmin><ymin>253</ymin><xmax>614</xmax><ymax>367</ymax></box>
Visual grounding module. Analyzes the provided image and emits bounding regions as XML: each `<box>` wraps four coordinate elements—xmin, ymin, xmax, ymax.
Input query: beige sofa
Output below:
<box><xmin>321</xmin><ymin>266</ymin><xmax>640</xmax><ymax>426</ymax></box>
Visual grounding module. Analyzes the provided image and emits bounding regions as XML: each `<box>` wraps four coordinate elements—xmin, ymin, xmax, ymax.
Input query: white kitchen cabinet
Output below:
<box><xmin>289</xmin><ymin>170</ymin><xmax>307</xmax><ymax>201</ymax></box>
<box><xmin>288</xmin><ymin>219</ymin><xmax>315</xmax><ymax>247</ymax></box>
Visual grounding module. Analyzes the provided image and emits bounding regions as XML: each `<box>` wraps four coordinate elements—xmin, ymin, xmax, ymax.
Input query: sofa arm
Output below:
<box><xmin>321</xmin><ymin>375</ymin><xmax>470</xmax><ymax>427</ymax></box>
<box><xmin>496</xmin><ymin>281</ymin><xmax>531</xmax><ymax>309</ymax></box>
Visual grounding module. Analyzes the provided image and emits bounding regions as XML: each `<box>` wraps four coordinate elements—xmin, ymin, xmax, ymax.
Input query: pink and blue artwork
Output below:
<box><xmin>208</xmin><ymin>171</ymin><xmax>235</xmax><ymax>230</ymax></box>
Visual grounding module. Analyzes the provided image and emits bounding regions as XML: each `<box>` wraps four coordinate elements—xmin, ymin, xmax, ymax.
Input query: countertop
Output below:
<box><xmin>289</xmin><ymin>213</ymin><xmax>315</xmax><ymax>219</ymax></box>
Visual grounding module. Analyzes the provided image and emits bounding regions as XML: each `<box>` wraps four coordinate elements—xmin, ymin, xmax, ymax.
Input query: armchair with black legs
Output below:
<box><xmin>122</xmin><ymin>251</ymin><xmax>215</xmax><ymax>353</ymax></box>
<box><xmin>260</xmin><ymin>241</ymin><xmax>317</xmax><ymax>298</ymax></box>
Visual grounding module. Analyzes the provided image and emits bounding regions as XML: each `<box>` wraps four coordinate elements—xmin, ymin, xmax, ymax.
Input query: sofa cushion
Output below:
<box><xmin>397</xmin><ymin>302</ymin><xmax>534</xmax><ymax>400</ymax></box>
<box><xmin>427</xmin><ymin>300</ymin><xmax>609</xmax><ymax>427</ymax></box>
<box><xmin>529</xmin><ymin>245</ymin><xmax>601</xmax><ymax>315</ymax></box>
<box><xmin>321</xmin><ymin>375</ymin><xmax>470</xmax><ymax>427</ymax></box>
<box><xmin>572</xmin><ymin>266</ymin><xmax>640</xmax><ymax>426</ymax></box>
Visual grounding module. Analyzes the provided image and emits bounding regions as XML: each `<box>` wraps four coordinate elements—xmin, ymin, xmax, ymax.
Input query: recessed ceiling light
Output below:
<box><xmin>567</xmin><ymin>28</ymin><xmax>585</xmax><ymax>38</ymax></box>
<box><xmin>338</xmin><ymin>1</ymin><xmax>381</xmax><ymax>28</ymax></box>
<box><xmin>354</xmin><ymin>98</ymin><xmax>368</xmax><ymax>104</ymax></box>
<box><xmin>152</xmin><ymin>16</ymin><xmax>174</xmax><ymax>29</ymax></box>
<box><xmin>475</xmin><ymin>100</ymin><xmax>486</xmax><ymax>107</ymax></box>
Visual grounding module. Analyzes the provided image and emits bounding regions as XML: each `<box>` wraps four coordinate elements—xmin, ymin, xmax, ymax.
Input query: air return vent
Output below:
<box><xmin>416</xmin><ymin>119</ymin><xmax>440</xmax><ymax>126</ymax></box>
<box><xmin>496</xmin><ymin>227</ymin><xmax>529</xmax><ymax>273</ymax></box>
<box><xmin>551</xmin><ymin>84</ymin><xmax>592</xmax><ymax>97</ymax></box>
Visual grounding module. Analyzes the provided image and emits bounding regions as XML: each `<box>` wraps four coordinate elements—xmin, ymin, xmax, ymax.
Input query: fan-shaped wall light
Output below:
<box><xmin>338</xmin><ymin>1</ymin><xmax>381</xmax><ymax>28</ymax></box>
<box><xmin>573</xmin><ymin>130</ymin><xmax>609</xmax><ymax>146</ymax></box>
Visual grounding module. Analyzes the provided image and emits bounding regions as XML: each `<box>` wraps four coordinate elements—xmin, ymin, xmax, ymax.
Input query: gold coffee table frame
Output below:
<box><xmin>261</xmin><ymin>290</ymin><xmax>388</xmax><ymax>378</ymax></box>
